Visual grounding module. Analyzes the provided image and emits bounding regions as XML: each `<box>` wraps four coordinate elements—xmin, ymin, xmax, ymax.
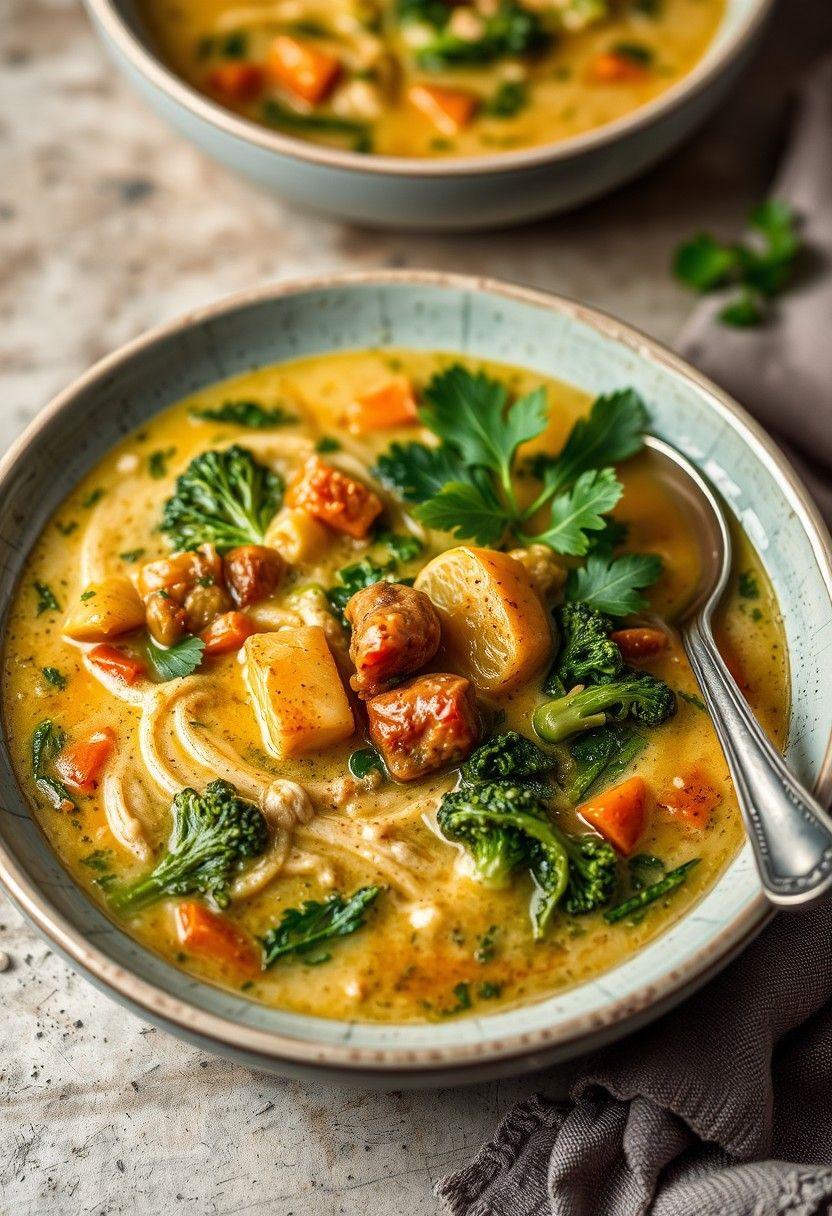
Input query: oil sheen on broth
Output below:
<box><xmin>137</xmin><ymin>0</ymin><xmax>726</xmax><ymax>158</ymax></box>
<box><xmin>1</xmin><ymin>349</ymin><xmax>788</xmax><ymax>1023</ymax></box>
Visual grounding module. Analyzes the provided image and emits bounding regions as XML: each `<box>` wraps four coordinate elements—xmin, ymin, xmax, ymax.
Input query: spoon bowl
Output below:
<box><xmin>645</xmin><ymin>435</ymin><xmax>832</xmax><ymax>908</ymax></box>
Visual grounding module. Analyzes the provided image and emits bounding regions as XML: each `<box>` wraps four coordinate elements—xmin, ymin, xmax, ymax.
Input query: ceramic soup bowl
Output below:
<box><xmin>1</xmin><ymin>271</ymin><xmax>830</xmax><ymax>1086</ymax></box>
<box><xmin>83</xmin><ymin>0</ymin><xmax>775</xmax><ymax>231</ymax></box>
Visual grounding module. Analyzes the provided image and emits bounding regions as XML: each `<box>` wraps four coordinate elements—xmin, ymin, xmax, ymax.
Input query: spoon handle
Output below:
<box><xmin>683</xmin><ymin>617</ymin><xmax>832</xmax><ymax>908</ymax></box>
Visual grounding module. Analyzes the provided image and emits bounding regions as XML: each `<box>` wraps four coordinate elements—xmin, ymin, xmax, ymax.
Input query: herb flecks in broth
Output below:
<box><xmin>138</xmin><ymin>0</ymin><xmax>725</xmax><ymax>158</ymax></box>
<box><xmin>1</xmin><ymin>348</ymin><xmax>789</xmax><ymax>1023</ymax></box>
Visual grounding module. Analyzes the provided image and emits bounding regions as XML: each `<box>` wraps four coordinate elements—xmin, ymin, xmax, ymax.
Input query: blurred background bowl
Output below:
<box><xmin>82</xmin><ymin>0</ymin><xmax>775</xmax><ymax>231</ymax></box>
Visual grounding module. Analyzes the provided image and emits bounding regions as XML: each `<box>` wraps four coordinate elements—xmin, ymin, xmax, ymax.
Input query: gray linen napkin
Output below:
<box><xmin>437</xmin><ymin>54</ymin><xmax>832</xmax><ymax>1216</ymax></box>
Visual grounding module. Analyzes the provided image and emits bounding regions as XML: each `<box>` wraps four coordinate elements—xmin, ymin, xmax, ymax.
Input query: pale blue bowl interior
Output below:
<box><xmin>1</xmin><ymin>277</ymin><xmax>830</xmax><ymax>1062</ymax></box>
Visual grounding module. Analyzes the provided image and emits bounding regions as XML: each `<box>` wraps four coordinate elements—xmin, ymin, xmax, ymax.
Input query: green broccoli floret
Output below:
<box><xmin>560</xmin><ymin>833</ymin><xmax>618</xmax><ymax>915</ymax></box>
<box><xmin>161</xmin><ymin>445</ymin><xmax>282</xmax><ymax>551</ymax></box>
<box><xmin>438</xmin><ymin>782</ymin><xmax>615</xmax><ymax>937</ymax></box>
<box><xmin>533</xmin><ymin>671</ymin><xmax>677</xmax><ymax>744</ymax></box>
<box><xmin>555</xmin><ymin>601</ymin><xmax>623</xmax><ymax>687</ymax></box>
<box><xmin>461</xmin><ymin>731</ymin><xmax>555</xmax><ymax>785</ymax></box>
<box><xmin>110</xmin><ymin>779</ymin><xmax>268</xmax><ymax>914</ymax></box>
<box><xmin>438</xmin><ymin>783</ymin><xmax>532</xmax><ymax>889</ymax></box>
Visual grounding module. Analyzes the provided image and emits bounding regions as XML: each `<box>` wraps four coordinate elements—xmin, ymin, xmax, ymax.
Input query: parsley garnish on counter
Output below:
<box><xmin>673</xmin><ymin>200</ymin><xmax>801</xmax><ymax>327</ymax></box>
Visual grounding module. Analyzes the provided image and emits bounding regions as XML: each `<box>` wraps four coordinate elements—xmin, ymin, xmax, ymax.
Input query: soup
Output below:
<box><xmin>138</xmin><ymin>0</ymin><xmax>726</xmax><ymax>158</ymax></box>
<box><xmin>1</xmin><ymin>349</ymin><xmax>787</xmax><ymax>1023</ymax></box>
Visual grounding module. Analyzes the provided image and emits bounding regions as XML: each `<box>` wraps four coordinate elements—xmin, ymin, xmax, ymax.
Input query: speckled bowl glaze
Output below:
<box><xmin>2</xmin><ymin>272</ymin><xmax>831</xmax><ymax>1087</ymax></box>
<box><xmin>83</xmin><ymin>0</ymin><xmax>775</xmax><ymax>230</ymax></box>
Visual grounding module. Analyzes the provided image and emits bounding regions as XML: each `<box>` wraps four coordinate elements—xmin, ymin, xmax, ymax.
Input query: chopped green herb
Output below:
<box><xmin>82</xmin><ymin>488</ymin><xmax>105</xmax><ymax>508</ymax></box>
<box><xmin>349</xmin><ymin>747</ymin><xmax>385</xmax><ymax>780</ymax></box>
<box><xmin>261</xmin><ymin>887</ymin><xmax>380</xmax><ymax>966</ymax></box>
<box><xmin>474</xmin><ymin>925</ymin><xmax>497</xmax><ymax>964</ymax></box>
<box><xmin>314</xmin><ymin>435</ymin><xmax>341</xmax><ymax>454</ymax></box>
<box><xmin>42</xmin><ymin>667</ymin><xmax>68</xmax><ymax>690</ymax></box>
<box><xmin>80</xmin><ymin>589</ymin><xmax>97</xmax><ymax>602</ymax></box>
<box><xmin>677</xmin><ymin>689</ymin><xmax>707</xmax><ymax>712</ymax></box>
<box><xmin>611</xmin><ymin>41</ymin><xmax>653</xmax><ymax>64</ymax></box>
<box><xmin>221</xmin><ymin>30</ymin><xmax>248</xmax><ymax>58</ymax></box>
<box><xmin>376</xmin><ymin>532</ymin><xmax>424</xmax><ymax>562</ymax></box>
<box><xmin>34</xmin><ymin>581</ymin><xmax>61</xmax><ymax>615</ymax></box>
<box><xmin>738</xmin><ymin>570</ymin><xmax>760</xmax><ymax>599</ymax></box>
<box><xmin>80</xmin><ymin>848</ymin><xmax>114</xmax><ymax>873</ymax></box>
<box><xmin>328</xmin><ymin>559</ymin><xmax>395</xmax><ymax>625</ymax></box>
<box><xmin>478</xmin><ymin>981</ymin><xmax>502</xmax><ymax>1000</ymax></box>
<box><xmin>604</xmin><ymin>859</ymin><xmax>699</xmax><ymax>924</ymax></box>
<box><xmin>192</xmin><ymin>401</ymin><xmax>298</xmax><ymax>429</ymax></box>
<box><xmin>440</xmin><ymin>981</ymin><xmax>472</xmax><ymax>1016</ymax></box>
<box><xmin>148</xmin><ymin>447</ymin><xmax>176</xmax><ymax>479</ymax></box>
<box><xmin>56</xmin><ymin>520</ymin><xmax>78</xmax><ymax>536</ymax></box>
<box><xmin>119</xmin><ymin>548</ymin><xmax>146</xmax><ymax>563</ymax></box>
<box><xmin>484</xmin><ymin>80</ymin><xmax>528</xmax><ymax>118</ymax></box>
<box><xmin>145</xmin><ymin>634</ymin><xmax>205</xmax><ymax>682</ymax></box>
<box><xmin>31</xmin><ymin>720</ymin><xmax>75</xmax><ymax>811</ymax></box>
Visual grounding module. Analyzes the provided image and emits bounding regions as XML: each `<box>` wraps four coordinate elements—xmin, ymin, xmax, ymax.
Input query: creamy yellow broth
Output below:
<box><xmin>138</xmin><ymin>0</ymin><xmax>725</xmax><ymax>158</ymax></box>
<box><xmin>2</xmin><ymin>349</ymin><xmax>787</xmax><ymax>1022</ymax></box>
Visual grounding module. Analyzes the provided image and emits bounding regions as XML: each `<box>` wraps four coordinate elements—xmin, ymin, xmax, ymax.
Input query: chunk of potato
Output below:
<box><xmin>265</xmin><ymin>507</ymin><xmax>331</xmax><ymax>565</ymax></box>
<box><xmin>242</xmin><ymin>626</ymin><xmax>354</xmax><ymax>758</ymax></box>
<box><xmin>63</xmin><ymin>576</ymin><xmax>145</xmax><ymax>642</ymax></box>
<box><xmin>414</xmin><ymin>546</ymin><xmax>553</xmax><ymax>693</ymax></box>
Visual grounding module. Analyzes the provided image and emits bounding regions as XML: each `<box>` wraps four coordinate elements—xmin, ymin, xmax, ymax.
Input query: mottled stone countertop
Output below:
<box><xmin>1</xmin><ymin>2</ymin><xmax>829</xmax><ymax>1213</ymax></box>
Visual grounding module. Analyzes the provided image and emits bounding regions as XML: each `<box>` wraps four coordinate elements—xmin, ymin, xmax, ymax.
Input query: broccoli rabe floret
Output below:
<box><xmin>161</xmin><ymin>445</ymin><xmax>282</xmax><ymax>551</ymax></box>
<box><xmin>437</xmin><ymin>781</ymin><xmax>618</xmax><ymax>936</ymax></box>
<box><xmin>110</xmin><ymin>779</ymin><xmax>268</xmax><ymax>914</ymax></box>
<box><xmin>533</xmin><ymin>670</ymin><xmax>676</xmax><ymax>744</ymax></box>
<box><xmin>555</xmin><ymin>601</ymin><xmax>623</xmax><ymax>688</ymax></box>
<box><xmin>560</xmin><ymin>832</ymin><xmax>618</xmax><ymax>915</ymax></box>
<box><xmin>461</xmin><ymin>731</ymin><xmax>555</xmax><ymax>785</ymax></box>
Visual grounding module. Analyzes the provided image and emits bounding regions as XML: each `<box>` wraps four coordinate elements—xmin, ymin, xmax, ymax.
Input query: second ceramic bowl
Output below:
<box><xmin>84</xmin><ymin>0</ymin><xmax>774</xmax><ymax>230</ymax></box>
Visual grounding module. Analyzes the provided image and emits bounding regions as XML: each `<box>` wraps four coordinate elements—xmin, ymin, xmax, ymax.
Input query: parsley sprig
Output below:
<box><xmin>674</xmin><ymin>200</ymin><xmax>801</xmax><ymax>327</ymax></box>
<box><xmin>374</xmin><ymin>367</ymin><xmax>647</xmax><ymax>557</ymax></box>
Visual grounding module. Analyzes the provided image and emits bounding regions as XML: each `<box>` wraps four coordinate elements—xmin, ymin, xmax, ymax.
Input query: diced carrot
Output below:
<box><xmin>589</xmin><ymin>51</ymin><xmax>649</xmax><ymax>83</ymax></box>
<box><xmin>610</xmin><ymin>627</ymin><xmax>668</xmax><ymax>661</ymax></box>
<box><xmin>206</xmin><ymin>61</ymin><xmax>265</xmax><ymax>102</ymax></box>
<box><xmin>408</xmin><ymin>83</ymin><xmax>478</xmax><ymax>136</ymax></box>
<box><xmin>200</xmin><ymin>611</ymin><xmax>255</xmax><ymax>656</ymax></box>
<box><xmin>579</xmin><ymin>775</ymin><xmax>647</xmax><ymax>855</ymax></box>
<box><xmin>658</xmin><ymin>765</ymin><xmax>721</xmax><ymax>830</ymax></box>
<box><xmin>267</xmin><ymin>35</ymin><xmax>340</xmax><ymax>104</ymax></box>
<box><xmin>285</xmin><ymin>456</ymin><xmax>383</xmax><ymax>540</ymax></box>
<box><xmin>88</xmin><ymin>644</ymin><xmax>146</xmax><ymax>686</ymax></box>
<box><xmin>54</xmin><ymin>728</ymin><xmax>116</xmax><ymax>795</ymax></box>
<box><xmin>347</xmin><ymin>377</ymin><xmax>419</xmax><ymax>434</ymax></box>
<box><xmin>175</xmin><ymin>902</ymin><xmax>260</xmax><ymax>975</ymax></box>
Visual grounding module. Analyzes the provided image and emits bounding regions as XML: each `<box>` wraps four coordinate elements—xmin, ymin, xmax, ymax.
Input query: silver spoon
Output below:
<box><xmin>645</xmin><ymin>434</ymin><xmax>832</xmax><ymax>908</ymax></box>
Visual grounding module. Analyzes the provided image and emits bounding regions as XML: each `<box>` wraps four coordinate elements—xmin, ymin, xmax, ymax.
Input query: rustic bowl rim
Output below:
<box><xmin>2</xmin><ymin>268</ymin><xmax>831</xmax><ymax>1076</ymax></box>
<box><xmin>83</xmin><ymin>0</ymin><xmax>776</xmax><ymax>180</ymax></box>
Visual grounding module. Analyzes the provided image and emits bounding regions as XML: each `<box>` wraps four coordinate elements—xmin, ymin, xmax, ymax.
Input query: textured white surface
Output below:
<box><xmin>1</xmin><ymin>2</ymin><xmax>829</xmax><ymax>1212</ymax></box>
